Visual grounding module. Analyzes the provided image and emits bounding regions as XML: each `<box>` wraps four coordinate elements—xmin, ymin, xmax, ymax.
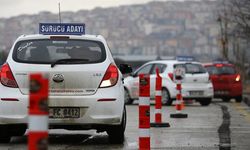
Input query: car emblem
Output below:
<box><xmin>193</xmin><ymin>79</ymin><xmax>198</xmax><ymax>82</ymax></box>
<box><xmin>52</xmin><ymin>74</ymin><xmax>64</xmax><ymax>83</ymax></box>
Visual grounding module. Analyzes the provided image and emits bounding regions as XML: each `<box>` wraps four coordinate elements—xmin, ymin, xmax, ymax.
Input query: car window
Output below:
<box><xmin>135</xmin><ymin>64</ymin><xmax>153</xmax><ymax>76</ymax></box>
<box><xmin>13</xmin><ymin>39</ymin><xmax>106</xmax><ymax>64</ymax></box>
<box><xmin>206</xmin><ymin>66</ymin><xmax>236</xmax><ymax>75</ymax></box>
<box><xmin>205</xmin><ymin>66</ymin><xmax>218</xmax><ymax>75</ymax></box>
<box><xmin>174</xmin><ymin>63</ymin><xmax>206</xmax><ymax>74</ymax></box>
<box><xmin>219</xmin><ymin>66</ymin><xmax>236</xmax><ymax>74</ymax></box>
<box><xmin>151</xmin><ymin>64</ymin><xmax>167</xmax><ymax>74</ymax></box>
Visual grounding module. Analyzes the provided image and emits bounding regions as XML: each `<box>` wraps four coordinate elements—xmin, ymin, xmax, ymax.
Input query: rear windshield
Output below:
<box><xmin>174</xmin><ymin>63</ymin><xmax>207</xmax><ymax>74</ymax></box>
<box><xmin>205</xmin><ymin>66</ymin><xmax>236</xmax><ymax>75</ymax></box>
<box><xmin>13</xmin><ymin>39</ymin><xmax>106</xmax><ymax>64</ymax></box>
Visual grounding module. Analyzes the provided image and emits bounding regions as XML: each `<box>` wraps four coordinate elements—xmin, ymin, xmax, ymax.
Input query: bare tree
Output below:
<box><xmin>217</xmin><ymin>0</ymin><xmax>250</xmax><ymax>80</ymax></box>
<box><xmin>217</xmin><ymin>12</ymin><xmax>229</xmax><ymax>60</ymax></box>
<box><xmin>228</xmin><ymin>0</ymin><xmax>250</xmax><ymax>39</ymax></box>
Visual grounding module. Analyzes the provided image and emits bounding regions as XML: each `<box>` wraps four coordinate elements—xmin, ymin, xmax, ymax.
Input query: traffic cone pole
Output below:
<box><xmin>139</xmin><ymin>74</ymin><xmax>150</xmax><ymax>150</ymax></box>
<box><xmin>28</xmin><ymin>74</ymin><xmax>49</xmax><ymax>150</ymax></box>
<box><xmin>150</xmin><ymin>68</ymin><xmax>170</xmax><ymax>127</ymax></box>
<box><xmin>170</xmin><ymin>79</ymin><xmax>188</xmax><ymax>118</ymax></box>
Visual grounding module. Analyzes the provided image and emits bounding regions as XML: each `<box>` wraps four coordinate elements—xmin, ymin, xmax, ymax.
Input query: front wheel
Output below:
<box><xmin>0</xmin><ymin>126</ymin><xmax>11</xmax><ymax>143</ymax></box>
<box><xmin>199</xmin><ymin>98</ymin><xmax>212</xmax><ymax>106</ymax></box>
<box><xmin>162</xmin><ymin>88</ymin><xmax>172</xmax><ymax>106</ymax></box>
<box><xmin>0</xmin><ymin>136</ymin><xmax>11</xmax><ymax>143</ymax></box>
<box><xmin>107</xmin><ymin>107</ymin><xmax>126</xmax><ymax>144</ymax></box>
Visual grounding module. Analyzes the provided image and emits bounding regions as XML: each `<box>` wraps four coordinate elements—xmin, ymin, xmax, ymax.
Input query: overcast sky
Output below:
<box><xmin>0</xmin><ymin>0</ymin><xmax>183</xmax><ymax>18</ymax></box>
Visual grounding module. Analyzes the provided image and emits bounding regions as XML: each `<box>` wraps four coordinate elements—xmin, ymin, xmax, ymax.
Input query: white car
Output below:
<box><xmin>124</xmin><ymin>60</ymin><xmax>214</xmax><ymax>106</ymax></box>
<box><xmin>0</xmin><ymin>33</ymin><xmax>131</xmax><ymax>143</ymax></box>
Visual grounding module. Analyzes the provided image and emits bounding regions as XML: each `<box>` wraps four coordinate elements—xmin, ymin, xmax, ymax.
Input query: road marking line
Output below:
<box><xmin>232</xmin><ymin>103</ymin><xmax>250</xmax><ymax>123</ymax></box>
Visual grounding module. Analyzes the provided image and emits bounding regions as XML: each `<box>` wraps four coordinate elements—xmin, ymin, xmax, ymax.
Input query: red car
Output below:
<box><xmin>204</xmin><ymin>63</ymin><xmax>242</xmax><ymax>102</ymax></box>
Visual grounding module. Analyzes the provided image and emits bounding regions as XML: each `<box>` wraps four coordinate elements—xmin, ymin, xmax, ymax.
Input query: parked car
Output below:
<box><xmin>124</xmin><ymin>60</ymin><xmax>214</xmax><ymax>106</ymax></box>
<box><xmin>204</xmin><ymin>62</ymin><xmax>242</xmax><ymax>102</ymax></box>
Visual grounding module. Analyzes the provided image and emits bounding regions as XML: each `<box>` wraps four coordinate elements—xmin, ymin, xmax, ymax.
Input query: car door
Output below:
<box><xmin>130</xmin><ymin>64</ymin><xmax>154</xmax><ymax>99</ymax></box>
<box><xmin>150</xmin><ymin>64</ymin><xmax>167</xmax><ymax>99</ymax></box>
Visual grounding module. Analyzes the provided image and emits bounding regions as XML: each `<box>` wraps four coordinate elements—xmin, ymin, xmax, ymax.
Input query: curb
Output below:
<box><xmin>243</xmin><ymin>94</ymin><xmax>250</xmax><ymax>107</ymax></box>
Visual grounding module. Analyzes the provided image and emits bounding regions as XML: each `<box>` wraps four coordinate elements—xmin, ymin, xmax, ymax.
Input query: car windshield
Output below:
<box><xmin>206</xmin><ymin>65</ymin><xmax>236</xmax><ymax>75</ymax></box>
<box><xmin>174</xmin><ymin>63</ymin><xmax>207</xmax><ymax>74</ymax></box>
<box><xmin>13</xmin><ymin>39</ymin><xmax>106</xmax><ymax>64</ymax></box>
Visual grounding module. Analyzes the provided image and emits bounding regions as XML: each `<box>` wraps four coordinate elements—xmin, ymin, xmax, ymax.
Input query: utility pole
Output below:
<box><xmin>217</xmin><ymin>15</ymin><xmax>228</xmax><ymax>61</ymax></box>
<box><xmin>58</xmin><ymin>3</ymin><xmax>62</xmax><ymax>23</ymax></box>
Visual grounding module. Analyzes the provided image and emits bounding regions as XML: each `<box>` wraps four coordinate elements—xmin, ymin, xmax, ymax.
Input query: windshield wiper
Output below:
<box><xmin>190</xmin><ymin>71</ymin><xmax>206</xmax><ymax>74</ymax></box>
<box><xmin>218</xmin><ymin>73</ymin><xmax>233</xmax><ymax>75</ymax></box>
<box><xmin>51</xmin><ymin>58</ymin><xmax>89</xmax><ymax>68</ymax></box>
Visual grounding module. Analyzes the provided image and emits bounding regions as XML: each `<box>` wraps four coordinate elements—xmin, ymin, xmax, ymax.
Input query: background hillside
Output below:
<box><xmin>0</xmin><ymin>0</ymin><xmax>220</xmax><ymax>61</ymax></box>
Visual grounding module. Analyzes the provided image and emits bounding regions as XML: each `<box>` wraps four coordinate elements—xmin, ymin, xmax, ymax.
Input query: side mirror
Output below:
<box><xmin>131</xmin><ymin>72</ymin><xmax>137</xmax><ymax>77</ymax></box>
<box><xmin>119</xmin><ymin>64</ymin><xmax>132</xmax><ymax>74</ymax></box>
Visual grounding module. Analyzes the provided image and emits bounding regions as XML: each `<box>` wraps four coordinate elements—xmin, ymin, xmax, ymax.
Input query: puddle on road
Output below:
<box><xmin>217</xmin><ymin>104</ymin><xmax>231</xmax><ymax>150</ymax></box>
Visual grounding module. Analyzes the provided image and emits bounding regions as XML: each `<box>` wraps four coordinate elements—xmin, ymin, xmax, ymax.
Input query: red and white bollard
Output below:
<box><xmin>150</xmin><ymin>68</ymin><xmax>170</xmax><ymax>127</ymax></box>
<box><xmin>28</xmin><ymin>74</ymin><xmax>49</xmax><ymax>150</ymax></box>
<box><xmin>170</xmin><ymin>79</ymin><xmax>188</xmax><ymax>118</ymax></box>
<box><xmin>139</xmin><ymin>74</ymin><xmax>150</xmax><ymax>150</ymax></box>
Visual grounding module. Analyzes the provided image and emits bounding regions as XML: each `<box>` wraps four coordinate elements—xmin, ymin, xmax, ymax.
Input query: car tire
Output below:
<box><xmin>124</xmin><ymin>88</ymin><xmax>133</xmax><ymax>105</ymax></box>
<box><xmin>162</xmin><ymin>88</ymin><xmax>172</xmax><ymax>106</ymax></box>
<box><xmin>0</xmin><ymin>137</ymin><xmax>11</xmax><ymax>143</ymax></box>
<box><xmin>222</xmin><ymin>98</ymin><xmax>231</xmax><ymax>102</ymax></box>
<box><xmin>107</xmin><ymin>107</ymin><xmax>126</xmax><ymax>144</ymax></box>
<box><xmin>0</xmin><ymin>126</ymin><xmax>11</xmax><ymax>143</ymax></box>
<box><xmin>0</xmin><ymin>125</ymin><xmax>26</xmax><ymax>143</ymax></box>
<box><xmin>199</xmin><ymin>98</ymin><xmax>211</xmax><ymax>106</ymax></box>
<box><xmin>235</xmin><ymin>96</ymin><xmax>242</xmax><ymax>103</ymax></box>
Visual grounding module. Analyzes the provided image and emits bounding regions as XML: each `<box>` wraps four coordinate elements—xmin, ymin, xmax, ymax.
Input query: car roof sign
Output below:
<box><xmin>39</xmin><ymin>23</ymin><xmax>85</xmax><ymax>35</ymax></box>
<box><xmin>176</xmin><ymin>56</ymin><xmax>195</xmax><ymax>61</ymax></box>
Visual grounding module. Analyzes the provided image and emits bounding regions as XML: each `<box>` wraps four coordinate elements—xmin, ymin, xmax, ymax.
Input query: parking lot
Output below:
<box><xmin>0</xmin><ymin>99</ymin><xmax>249</xmax><ymax>150</ymax></box>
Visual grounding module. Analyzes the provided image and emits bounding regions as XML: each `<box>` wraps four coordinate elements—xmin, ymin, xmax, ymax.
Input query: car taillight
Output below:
<box><xmin>0</xmin><ymin>63</ymin><xmax>18</xmax><ymax>88</ymax></box>
<box><xmin>99</xmin><ymin>64</ymin><xmax>119</xmax><ymax>88</ymax></box>
<box><xmin>235</xmin><ymin>74</ymin><xmax>240</xmax><ymax>82</ymax></box>
<box><xmin>216</xmin><ymin>64</ymin><xmax>223</xmax><ymax>67</ymax></box>
<box><xmin>168</xmin><ymin>73</ymin><xmax>174</xmax><ymax>81</ymax></box>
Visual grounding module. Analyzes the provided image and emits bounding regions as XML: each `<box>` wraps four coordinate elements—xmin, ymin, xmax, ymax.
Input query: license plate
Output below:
<box><xmin>189</xmin><ymin>91</ymin><xmax>204</xmax><ymax>96</ymax></box>
<box><xmin>215</xmin><ymin>91</ymin><xmax>229</xmax><ymax>95</ymax></box>
<box><xmin>49</xmin><ymin>107</ymin><xmax>80</xmax><ymax>118</ymax></box>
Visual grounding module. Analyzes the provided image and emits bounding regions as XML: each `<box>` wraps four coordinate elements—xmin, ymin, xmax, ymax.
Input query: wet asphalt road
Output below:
<box><xmin>1</xmin><ymin>99</ymin><xmax>250</xmax><ymax>150</ymax></box>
